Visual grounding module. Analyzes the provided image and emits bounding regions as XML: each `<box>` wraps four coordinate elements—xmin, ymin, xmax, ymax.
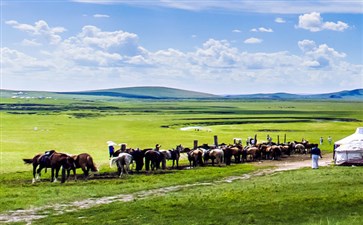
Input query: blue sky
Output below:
<box><xmin>1</xmin><ymin>0</ymin><xmax>363</xmax><ymax>94</ymax></box>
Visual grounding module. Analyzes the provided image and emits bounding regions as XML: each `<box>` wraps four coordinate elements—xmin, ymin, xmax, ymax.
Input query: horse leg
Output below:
<box><xmin>51</xmin><ymin>168</ymin><xmax>55</xmax><ymax>182</ymax></box>
<box><xmin>36</xmin><ymin>166</ymin><xmax>43</xmax><ymax>181</ymax></box>
<box><xmin>82</xmin><ymin>165</ymin><xmax>88</xmax><ymax>178</ymax></box>
<box><xmin>54</xmin><ymin>167</ymin><xmax>60</xmax><ymax>182</ymax></box>
<box><xmin>32</xmin><ymin>164</ymin><xmax>37</xmax><ymax>183</ymax></box>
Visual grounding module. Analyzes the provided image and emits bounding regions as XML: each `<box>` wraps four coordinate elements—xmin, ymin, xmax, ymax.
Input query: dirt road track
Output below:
<box><xmin>0</xmin><ymin>154</ymin><xmax>333</xmax><ymax>224</ymax></box>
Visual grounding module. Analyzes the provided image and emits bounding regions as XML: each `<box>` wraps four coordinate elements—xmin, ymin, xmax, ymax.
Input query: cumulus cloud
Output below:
<box><xmin>5</xmin><ymin>20</ymin><xmax>66</xmax><ymax>44</ymax></box>
<box><xmin>298</xmin><ymin>39</ymin><xmax>346</xmax><ymax>69</ymax></box>
<box><xmin>244</xmin><ymin>37</ymin><xmax>263</xmax><ymax>44</ymax></box>
<box><xmin>232</xmin><ymin>29</ymin><xmax>241</xmax><ymax>33</ymax></box>
<box><xmin>93</xmin><ymin>14</ymin><xmax>110</xmax><ymax>18</ymax></box>
<box><xmin>297</xmin><ymin>12</ymin><xmax>349</xmax><ymax>32</ymax></box>
<box><xmin>2</xmin><ymin>21</ymin><xmax>362</xmax><ymax>94</ymax></box>
<box><xmin>251</xmin><ymin>27</ymin><xmax>273</xmax><ymax>32</ymax></box>
<box><xmin>275</xmin><ymin>17</ymin><xmax>286</xmax><ymax>23</ymax></box>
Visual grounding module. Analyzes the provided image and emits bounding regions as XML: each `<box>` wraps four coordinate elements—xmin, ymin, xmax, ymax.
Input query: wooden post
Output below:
<box><xmin>214</xmin><ymin>135</ymin><xmax>218</xmax><ymax>147</ymax></box>
<box><xmin>193</xmin><ymin>140</ymin><xmax>198</xmax><ymax>149</ymax></box>
<box><xmin>284</xmin><ymin>134</ymin><xmax>286</xmax><ymax>144</ymax></box>
<box><xmin>254</xmin><ymin>134</ymin><xmax>257</xmax><ymax>145</ymax></box>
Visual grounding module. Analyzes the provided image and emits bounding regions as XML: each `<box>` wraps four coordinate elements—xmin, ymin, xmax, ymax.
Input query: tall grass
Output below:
<box><xmin>31</xmin><ymin>166</ymin><xmax>363</xmax><ymax>225</ymax></box>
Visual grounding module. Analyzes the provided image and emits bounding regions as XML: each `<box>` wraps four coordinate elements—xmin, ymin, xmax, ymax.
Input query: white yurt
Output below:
<box><xmin>334</xmin><ymin>127</ymin><xmax>363</xmax><ymax>165</ymax></box>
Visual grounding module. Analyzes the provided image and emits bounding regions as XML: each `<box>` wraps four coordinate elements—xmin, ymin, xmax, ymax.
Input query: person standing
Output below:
<box><xmin>310</xmin><ymin>145</ymin><xmax>322</xmax><ymax>169</ymax></box>
<box><xmin>107</xmin><ymin>141</ymin><xmax>116</xmax><ymax>159</ymax></box>
<box><xmin>319</xmin><ymin>137</ymin><xmax>323</xmax><ymax>145</ymax></box>
<box><xmin>328</xmin><ymin>136</ymin><xmax>332</xmax><ymax>145</ymax></box>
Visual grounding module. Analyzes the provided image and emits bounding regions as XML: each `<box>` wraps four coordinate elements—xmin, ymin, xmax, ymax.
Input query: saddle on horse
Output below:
<box><xmin>40</xmin><ymin>150</ymin><xmax>56</xmax><ymax>165</ymax></box>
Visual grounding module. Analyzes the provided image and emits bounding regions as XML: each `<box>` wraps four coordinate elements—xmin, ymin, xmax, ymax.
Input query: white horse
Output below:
<box><xmin>110</xmin><ymin>153</ymin><xmax>133</xmax><ymax>177</ymax></box>
<box><xmin>209</xmin><ymin>148</ymin><xmax>224</xmax><ymax>166</ymax></box>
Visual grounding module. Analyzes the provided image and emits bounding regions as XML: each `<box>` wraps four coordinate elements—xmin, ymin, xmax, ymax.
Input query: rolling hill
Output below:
<box><xmin>60</xmin><ymin>86</ymin><xmax>218</xmax><ymax>99</ymax></box>
<box><xmin>1</xmin><ymin>87</ymin><xmax>362</xmax><ymax>100</ymax></box>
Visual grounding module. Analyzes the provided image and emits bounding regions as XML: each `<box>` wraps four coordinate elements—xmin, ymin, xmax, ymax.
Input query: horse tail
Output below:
<box><xmin>23</xmin><ymin>159</ymin><xmax>33</xmax><ymax>164</ymax></box>
<box><xmin>87</xmin><ymin>155</ymin><xmax>98</xmax><ymax>172</ymax></box>
<box><xmin>110</xmin><ymin>157</ymin><xmax>117</xmax><ymax>168</ymax></box>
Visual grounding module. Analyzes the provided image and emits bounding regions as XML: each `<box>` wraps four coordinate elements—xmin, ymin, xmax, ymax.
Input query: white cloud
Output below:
<box><xmin>297</xmin><ymin>12</ymin><xmax>349</xmax><ymax>32</ymax></box>
<box><xmin>244</xmin><ymin>37</ymin><xmax>263</xmax><ymax>44</ymax></box>
<box><xmin>275</xmin><ymin>17</ymin><xmax>286</xmax><ymax>23</ymax></box>
<box><xmin>5</xmin><ymin>20</ymin><xmax>66</xmax><ymax>44</ymax></box>
<box><xmin>71</xmin><ymin>0</ymin><xmax>363</xmax><ymax>14</ymax></box>
<box><xmin>93</xmin><ymin>14</ymin><xmax>110</xmax><ymax>18</ymax></box>
<box><xmin>232</xmin><ymin>29</ymin><xmax>241</xmax><ymax>33</ymax></box>
<box><xmin>251</xmin><ymin>27</ymin><xmax>273</xmax><ymax>32</ymax></box>
<box><xmin>298</xmin><ymin>39</ymin><xmax>346</xmax><ymax>69</ymax></box>
<box><xmin>2</xmin><ymin>22</ymin><xmax>362</xmax><ymax>94</ymax></box>
<box><xmin>298</xmin><ymin>39</ymin><xmax>316</xmax><ymax>52</ymax></box>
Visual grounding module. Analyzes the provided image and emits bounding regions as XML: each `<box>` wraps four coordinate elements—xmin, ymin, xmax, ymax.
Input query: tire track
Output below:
<box><xmin>0</xmin><ymin>156</ymin><xmax>333</xmax><ymax>224</ymax></box>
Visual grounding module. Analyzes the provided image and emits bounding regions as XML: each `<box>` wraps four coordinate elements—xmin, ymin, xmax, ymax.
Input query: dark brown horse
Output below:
<box><xmin>23</xmin><ymin>150</ymin><xmax>56</xmax><ymax>183</ymax></box>
<box><xmin>49</xmin><ymin>152</ymin><xmax>76</xmax><ymax>183</ymax></box>
<box><xmin>23</xmin><ymin>150</ymin><xmax>75</xmax><ymax>183</ymax></box>
<box><xmin>71</xmin><ymin>153</ymin><xmax>98</xmax><ymax>179</ymax></box>
<box><xmin>144</xmin><ymin>150</ymin><xmax>166</xmax><ymax>171</ymax></box>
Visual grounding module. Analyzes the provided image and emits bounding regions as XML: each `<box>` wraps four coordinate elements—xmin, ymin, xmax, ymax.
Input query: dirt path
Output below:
<box><xmin>0</xmin><ymin>154</ymin><xmax>333</xmax><ymax>224</ymax></box>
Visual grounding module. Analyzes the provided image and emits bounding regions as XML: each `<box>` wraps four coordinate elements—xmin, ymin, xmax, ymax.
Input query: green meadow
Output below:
<box><xmin>1</xmin><ymin>97</ymin><xmax>363</xmax><ymax>224</ymax></box>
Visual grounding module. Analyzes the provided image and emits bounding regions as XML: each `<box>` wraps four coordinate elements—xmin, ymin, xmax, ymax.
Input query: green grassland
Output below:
<box><xmin>1</xmin><ymin>97</ymin><xmax>363</xmax><ymax>224</ymax></box>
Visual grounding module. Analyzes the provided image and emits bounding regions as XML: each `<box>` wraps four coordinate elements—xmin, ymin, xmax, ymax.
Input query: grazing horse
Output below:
<box><xmin>267</xmin><ymin>145</ymin><xmax>282</xmax><ymax>160</ymax></box>
<box><xmin>294</xmin><ymin>143</ymin><xmax>306</xmax><ymax>154</ymax></box>
<box><xmin>223</xmin><ymin>145</ymin><xmax>242</xmax><ymax>165</ymax></box>
<box><xmin>209</xmin><ymin>149</ymin><xmax>224</xmax><ymax>166</ymax></box>
<box><xmin>160</xmin><ymin>148</ymin><xmax>180</xmax><ymax>168</ymax></box>
<box><xmin>23</xmin><ymin>150</ymin><xmax>57</xmax><ymax>183</ymax></box>
<box><xmin>128</xmin><ymin>149</ymin><xmax>146</xmax><ymax>172</ymax></box>
<box><xmin>188</xmin><ymin>149</ymin><xmax>204</xmax><ymax>167</ymax></box>
<box><xmin>71</xmin><ymin>153</ymin><xmax>98</xmax><ymax>179</ymax></box>
<box><xmin>144</xmin><ymin>150</ymin><xmax>166</xmax><ymax>171</ymax></box>
<box><xmin>110</xmin><ymin>153</ymin><xmax>133</xmax><ymax>177</ymax></box>
<box><xmin>245</xmin><ymin>146</ymin><xmax>259</xmax><ymax>162</ymax></box>
<box><xmin>49</xmin><ymin>152</ymin><xmax>76</xmax><ymax>183</ymax></box>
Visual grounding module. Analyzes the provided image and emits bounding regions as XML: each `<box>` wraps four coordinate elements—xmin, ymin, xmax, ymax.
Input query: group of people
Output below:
<box><xmin>319</xmin><ymin>136</ymin><xmax>333</xmax><ymax>145</ymax></box>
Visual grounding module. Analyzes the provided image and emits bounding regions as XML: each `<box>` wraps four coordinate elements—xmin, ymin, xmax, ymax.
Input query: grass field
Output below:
<box><xmin>1</xmin><ymin>97</ymin><xmax>363</xmax><ymax>224</ymax></box>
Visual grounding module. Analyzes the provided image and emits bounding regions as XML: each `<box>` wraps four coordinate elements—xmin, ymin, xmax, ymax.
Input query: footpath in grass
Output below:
<box><xmin>1</xmin><ymin>155</ymin><xmax>352</xmax><ymax>224</ymax></box>
<box><xmin>32</xmin><ymin>163</ymin><xmax>363</xmax><ymax>225</ymax></box>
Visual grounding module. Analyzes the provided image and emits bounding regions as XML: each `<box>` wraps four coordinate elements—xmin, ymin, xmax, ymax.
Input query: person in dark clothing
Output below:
<box><xmin>311</xmin><ymin>145</ymin><xmax>322</xmax><ymax>169</ymax></box>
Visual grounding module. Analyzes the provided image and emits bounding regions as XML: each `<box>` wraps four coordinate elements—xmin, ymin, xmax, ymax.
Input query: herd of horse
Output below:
<box><xmin>22</xmin><ymin>140</ymin><xmax>318</xmax><ymax>183</ymax></box>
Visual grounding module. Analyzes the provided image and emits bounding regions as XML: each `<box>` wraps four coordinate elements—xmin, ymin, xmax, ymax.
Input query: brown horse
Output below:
<box><xmin>71</xmin><ymin>153</ymin><xmax>98</xmax><ymax>179</ymax></box>
<box><xmin>23</xmin><ymin>150</ymin><xmax>75</xmax><ymax>183</ymax></box>
<box><xmin>49</xmin><ymin>152</ymin><xmax>76</xmax><ymax>183</ymax></box>
<box><xmin>23</xmin><ymin>150</ymin><xmax>56</xmax><ymax>183</ymax></box>
<box><xmin>144</xmin><ymin>150</ymin><xmax>166</xmax><ymax>171</ymax></box>
<box><xmin>187</xmin><ymin>149</ymin><xmax>204</xmax><ymax>167</ymax></box>
<box><xmin>223</xmin><ymin>145</ymin><xmax>243</xmax><ymax>165</ymax></box>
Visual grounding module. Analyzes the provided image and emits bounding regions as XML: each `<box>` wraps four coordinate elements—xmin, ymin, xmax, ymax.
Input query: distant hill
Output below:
<box><xmin>224</xmin><ymin>89</ymin><xmax>363</xmax><ymax>100</ymax></box>
<box><xmin>1</xmin><ymin>87</ymin><xmax>362</xmax><ymax>100</ymax></box>
<box><xmin>60</xmin><ymin>86</ymin><xmax>218</xmax><ymax>99</ymax></box>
